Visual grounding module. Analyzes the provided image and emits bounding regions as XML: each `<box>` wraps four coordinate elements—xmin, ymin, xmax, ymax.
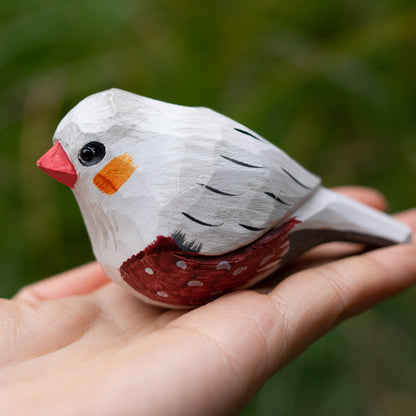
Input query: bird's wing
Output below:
<box><xmin>158</xmin><ymin>109</ymin><xmax>321</xmax><ymax>255</ymax></box>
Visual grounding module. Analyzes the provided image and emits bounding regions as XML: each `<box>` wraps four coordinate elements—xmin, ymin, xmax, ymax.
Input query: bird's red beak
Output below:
<box><xmin>37</xmin><ymin>142</ymin><xmax>78</xmax><ymax>188</ymax></box>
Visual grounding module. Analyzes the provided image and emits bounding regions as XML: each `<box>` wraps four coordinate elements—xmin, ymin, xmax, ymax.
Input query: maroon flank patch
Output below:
<box><xmin>120</xmin><ymin>217</ymin><xmax>300</xmax><ymax>307</ymax></box>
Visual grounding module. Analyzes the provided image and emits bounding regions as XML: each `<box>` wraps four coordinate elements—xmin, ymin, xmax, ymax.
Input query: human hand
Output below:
<box><xmin>1</xmin><ymin>187</ymin><xmax>415</xmax><ymax>416</ymax></box>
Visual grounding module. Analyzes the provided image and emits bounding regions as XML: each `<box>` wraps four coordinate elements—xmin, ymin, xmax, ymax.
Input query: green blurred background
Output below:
<box><xmin>1</xmin><ymin>0</ymin><xmax>415</xmax><ymax>414</ymax></box>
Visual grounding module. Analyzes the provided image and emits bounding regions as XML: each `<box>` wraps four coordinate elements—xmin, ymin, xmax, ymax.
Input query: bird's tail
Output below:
<box><xmin>282</xmin><ymin>186</ymin><xmax>412</xmax><ymax>264</ymax></box>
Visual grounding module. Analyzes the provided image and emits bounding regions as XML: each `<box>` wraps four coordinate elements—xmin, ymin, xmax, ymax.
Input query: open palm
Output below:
<box><xmin>1</xmin><ymin>187</ymin><xmax>415</xmax><ymax>416</ymax></box>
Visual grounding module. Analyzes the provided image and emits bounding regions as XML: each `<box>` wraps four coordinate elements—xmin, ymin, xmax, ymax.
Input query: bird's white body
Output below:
<box><xmin>38</xmin><ymin>88</ymin><xmax>411</xmax><ymax>307</ymax></box>
<box><xmin>54</xmin><ymin>89</ymin><xmax>320</xmax><ymax>276</ymax></box>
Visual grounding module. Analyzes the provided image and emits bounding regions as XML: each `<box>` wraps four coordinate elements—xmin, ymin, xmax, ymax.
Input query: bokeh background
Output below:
<box><xmin>1</xmin><ymin>0</ymin><xmax>415</xmax><ymax>414</ymax></box>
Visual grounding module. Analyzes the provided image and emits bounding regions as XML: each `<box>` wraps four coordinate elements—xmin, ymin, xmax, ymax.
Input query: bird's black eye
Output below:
<box><xmin>78</xmin><ymin>142</ymin><xmax>106</xmax><ymax>166</ymax></box>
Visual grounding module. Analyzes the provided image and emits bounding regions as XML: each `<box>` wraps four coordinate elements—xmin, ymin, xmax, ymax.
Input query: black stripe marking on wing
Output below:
<box><xmin>239</xmin><ymin>223</ymin><xmax>267</xmax><ymax>231</ymax></box>
<box><xmin>234</xmin><ymin>127</ymin><xmax>262</xmax><ymax>141</ymax></box>
<box><xmin>197</xmin><ymin>183</ymin><xmax>242</xmax><ymax>197</ymax></box>
<box><xmin>281</xmin><ymin>168</ymin><xmax>312</xmax><ymax>190</ymax></box>
<box><xmin>171</xmin><ymin>230</ymin><xmax>203</xmax><ymax>252</ymax></box>
<box><xmin>182</xmin><ymin>212</ymin><xmax>223</xmax><ymax>227</ymax></box>
<box><xmin>264</xmin><ymin>192</ymin><xmax>290</xmax><ymax>206</ymax></box>
<box><xmin>220</xmin><ymin>155</ymin><xmax>264</xmax><ymax>169</ymax></box>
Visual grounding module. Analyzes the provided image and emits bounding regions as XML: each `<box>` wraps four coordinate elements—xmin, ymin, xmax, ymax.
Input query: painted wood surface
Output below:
<box><xmin>37</xmin><ymin>89</ymin><xmax>412</xmax><ymax>307</ymax></box>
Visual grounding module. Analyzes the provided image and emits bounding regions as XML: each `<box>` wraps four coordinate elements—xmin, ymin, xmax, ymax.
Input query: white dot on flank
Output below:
<box><xmin>187</xmin><ymin>280</ymin><xmax>203</xmax><ymax>287</ymax></box>
<box><xmin>145</xmin><ymin>267</ymin><xmax>154</xmax><ymax>275</ymax></box>
<box><xmin>216</xmin><ymin>261</ymin><xmax>231</xmax><ymax>271</ymax></box>
<box><xmin>176</xmin><ymin>260</ymin><xmax>187</xmax><ymax>270</ymax></box>
<box><xmin>156</xmin><ymin>291</ymin><xmax>168</xmax><ymax>298</ymax></box>
<box><xmin>260</xmin><ymin>254</ymin><xmax>274</xmax><ymax>266</ymax></box>
<box><xmin>232</xmin><ymin>266</ymin><xmax>247</xmax><ymax>276</ymax></box>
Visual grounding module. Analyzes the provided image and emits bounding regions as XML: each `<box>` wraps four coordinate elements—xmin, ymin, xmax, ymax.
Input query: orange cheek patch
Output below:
<box><xmin>93</xmin><ymin>153</ymin><xmax>136</xmax><ymax>195</ymax></box>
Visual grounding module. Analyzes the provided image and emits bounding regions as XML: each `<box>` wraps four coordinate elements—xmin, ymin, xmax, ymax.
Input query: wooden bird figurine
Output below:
<box><xmin>37</xmin><ymin>89</ymin><xmax>411</xmax><ymax>307</ymax></box>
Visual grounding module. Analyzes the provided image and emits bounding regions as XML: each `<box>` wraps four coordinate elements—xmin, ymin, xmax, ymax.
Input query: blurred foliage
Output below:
<box><xmin>0</xmin><ymin>0</ymin><xmax>415</xmax><ymax>414</ymax></box>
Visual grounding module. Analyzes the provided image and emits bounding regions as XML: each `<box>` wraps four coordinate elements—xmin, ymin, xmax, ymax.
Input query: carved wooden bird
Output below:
<box><xmin>37</xmin><ymin>89</ymin><xmax>411</xmax><ymax>307</ymax></box>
